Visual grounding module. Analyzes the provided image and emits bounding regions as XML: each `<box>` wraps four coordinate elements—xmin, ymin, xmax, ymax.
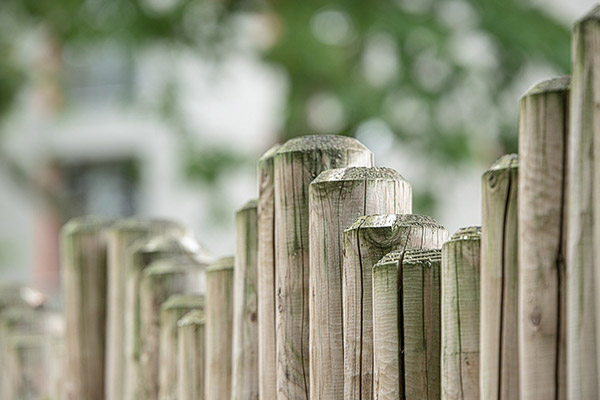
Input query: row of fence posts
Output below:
<box><xmin>0</xmin><ymin>4</ymin><xmax>600</xmax><ymax>400</ymax></box>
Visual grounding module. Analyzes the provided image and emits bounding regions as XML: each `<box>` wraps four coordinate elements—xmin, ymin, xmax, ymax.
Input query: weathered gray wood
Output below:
<box><xmin>481</xmin><ymin>154</ymin><xmax>519</xmax><ymax>400</ymax></box>
<box><xmin>372</xmin><ymin>249</ymin><xmax>441</xmax><ymax>400</ymax></box>
<box><xmin>308</xmin><ymin>167</ymin><xmax>412</xmax><ymax>399</ymax></box>
<box><xmin>343</xmin><ymin>214</ymin><xmax>448</xmax><ymax>400</ymax></box>
<box><xmin>61</xmin><ymin>216</ymin><xmax>112</xmax><ymax>400</ymax></box>
<box><xmin>518</xmin><ymin>77</ymin><xmax>570</xmax><ymax>400</ymax></box>
<box><xmin>125</xmin><ymin>234</ymin><xmax>210</xmax><ymax>400</ymax></box>
<box><xmin>159</xmin><ymin>295</ymin><xmax>205</xmax><ymax>400</ymax></box>
<box><xmin>139</xmin><ymin>255</ymin><xmax>206</xmax><ymax>400</ymax></box>
<box><xmin>567</xmin><ymin>7</ymin><xmax>600</xmax><ymax>399</ymax></box>
<box><xmin>257</xmin><ymin>144</ymin><xmax>279</xmax><ymax>400</ymax></box>
<box><xmin>441</xmin><ymin>226</ymin><xmax>481</xmax><ymax>400</ymax></box>
<box><xmin>274</xmin><ymin>135</ymin><xmax>374</xmax><ymax>400</ymax></box>
<box><xmin>232</xmin><ymin>200</ymin><xmax>259</xmax><ymax>400</ymax></box>
<box><xmin>205</xmin><ymin>257</ymin><xmax>235</xmax><ymax>400</ymax></box>
<box><xmin>105</xmin><ymin>219</ymin><xmax>185</xmax><ymax>400</ymax></box>
<box><xmin>178</xmin><ymin>310</ymin><xmax>206</xmax><ymax>400</ymax></box>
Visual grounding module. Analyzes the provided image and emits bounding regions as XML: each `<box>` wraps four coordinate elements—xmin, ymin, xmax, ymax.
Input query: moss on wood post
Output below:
<box><xmin>205</xmin><ymin>256</ymin><xmax>235</xmax><ymax>400</ymax></box>
<box><xmin>60</xmin><ymin>216</ymin><xmax>112</xmax><ymax>400</ymax></box>
<box><xmin>518</xmin><ymin>77</ymin><xmax>570</xmax><ymax>400</ymax></box>
<box><xmin>481</xmin><ymin>155</ymin><xmax>519</xmax><ymax>400</ymax></box>
<box><xmin>343</xmin><ymin>214</ymin><xmax>448</xmax><ymax>400</ymax></box>
<box><xmin>372</xmin><ymin>249</ymin><xmax>441</xmax><ymax>400</ymax></box>
<box><xmin>232</xmin><ymin>200</ymin><xmax>259</xmax><ymax>400</ymax></box>
<box><xmin>308</xmin><ymin>167</ymin><xmax>411</xmax><ymax>399</ymax></box>
<box><xmin>441</xmin><ymin>227</ymin><xmax>481</xmax><ymax>400</ymax></box>
<box><xmin>139</xmin><ymin>255</ymin><xmax>206</xmax><ymax>400</ymax></box>
<box><xmin>257</xmin><ymin>144</ymin><xmax>280</xmax><ymax>400</ymax></box>
<box><xmin>105</xmin><ymin>219</ymin><xmax>185</xmax><ymax>400</ymax></box>
<box><xmin>178</xmin><ymin>310</ymin><xmax>206</xmax><ymax>400</ymax></box>
<box><xmin>274</xmin><ymin>135</ymin><xmax>374</xmax><ymax>400</ymax></box>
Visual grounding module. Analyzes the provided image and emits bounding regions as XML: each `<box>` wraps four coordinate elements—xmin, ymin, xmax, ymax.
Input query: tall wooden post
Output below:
<box><xmin>567</xmin><ymin>7</ymin><xmax>600</xmax><ymax>399</ymax></box>
<box><xmin>274</xmin><ymin>135</ymin><xmax>373</xmax><ymax>400</ymax></box>
<box><xmin>139</xmin><ymin>255</ymin><xmax>206</xmax><ymax>400</ymax></box>
<box><xmin>481</xmin><ymin>154</ymin><xmax>519</xmax><ymax>400</ymax></box>
<box><xmin>372</xmin><ymin>249</ymin><xmax>442</xmax><ymax>400</ymax></box>
<box><xmin>441</xmin><ymin>226</ymin><xmax>481</xmax><ymax>400</ymax></box>
<box><xmin>60</xmin><ymin>216</ymin><xmax>112</xmax><ymax>400</ymax></box>
<box><xmin>178</xmin><ymin>310</ymin><xmax>206</xmax><ymax>400</ymax></box>
<box><xmin>159</xmin><ymin>294</ymin><xmax>205</xmax><ymax>400</ymax></box>
<box><xmin>232</xmin><ymin>200</ymin><xmax>259</xmax><ymax>400</ymax></box>
<box><xmin>205</xmin><ymin>256</ymin><xmax>235</xmax><ymax>400</ymax></box>
<box><xmin>257</xmin><ymin>144</ymin><xmax>279</xmax><ymax>400</ymax></box>
<box><xmin>105</xmin><ymin>219</ymin><xmax>185</xmax><ymax>400</ymax></box>
<box><xmin>343</xmin><ymin>214</ymin><xmax>448</xmax><ymax>399</ymax></box>
<box><xmin>308</xmin><ymin>167</ymin><xmax>412</xmax><ymax>399</ymax></box>
<box><xmin>518</xmin><ymin>77</ymin><xmax>570</xmax><ymax>399</ymax></box>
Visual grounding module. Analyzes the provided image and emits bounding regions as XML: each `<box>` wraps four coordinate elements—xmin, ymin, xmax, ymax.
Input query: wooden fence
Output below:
<box><xmin>2</xmin><ymin>5</ymin><xmax>600</xmax><ymax>400</ymax></box>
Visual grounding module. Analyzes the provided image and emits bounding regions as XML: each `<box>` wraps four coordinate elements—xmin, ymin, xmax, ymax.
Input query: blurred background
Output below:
<box><xmin>0</xmin><ymin>0</ymin><xmax>592</xmax><ymax>299</ymax></box>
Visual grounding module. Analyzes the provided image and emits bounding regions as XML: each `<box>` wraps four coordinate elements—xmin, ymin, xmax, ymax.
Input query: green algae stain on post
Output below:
<box><xmin>273</xmin><ymin>135</ymin><xmax>373</xmax><ymax>400</ymax></box>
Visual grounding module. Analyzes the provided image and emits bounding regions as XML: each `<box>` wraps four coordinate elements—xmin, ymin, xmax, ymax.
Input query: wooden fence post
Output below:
<box><xmin>205</xmin><ymin>256</ymin><xmax>235</xmax><ymax>400</ymax></box>
<box><xmin>60</xmin><ymin>216</ymin><xmax>112</xmax><ymax>400</ymax></box>
<box><xmin>518</xmin><ymin>77</ymin><xmax>570</xmax><ymax>399</ymax></box>
<box><xmin>139</xmin><ymin>255</ymin><xmax>206</xmax><ymax>400</ymax></box>
<box><xmin>159</xmin><ymin>294</ymin><xmax>205</xmax><ymax>400</ymax></box>
<box><xmin>105</xmin><ymin>219</ymin><xmax>185</xmax><ymax>400</ymax></box>
<box><xmin>257</xmin><ymin>144</ymin><xmax>279</xmax><ymax>400</ymax></box>
<box><xmin>178</xmin><ymin>310</ymin><xmax>206</xmax><ymax>400</ymax></box>
<box><xmin>372</xmin><ymin>248</ymin><xmax>442</xmax><ymax>400</ymax></box>
<box><xmin>274</xmin><ymin>135</ymin><xmax>373</xmax><ymax>400</ymax></box>
<box><xmin>481</xmin><ymin>154</ymin><xmax>519</xmax><ymax>400</ymax></box>
<box><xmin>567</xmin><ymin>7</ymin><xmax>600</xmax><ymax>399</ymax></box>
<box><xmin>343</xmin><ymin>214</ymin><xmax>448</xmax><ymax>399</ymax></box>
<box><xmin>308</xmin><ymin>167</ymin><xmax>412</xmax><ymax>399</ymax></box>
<box><xmin>232</xmin><ymin>200</ymin><xmax>259</xmax><ymax>400</ymax></box>
<box><xmin>441</xmin><ymin>226</ymin><xmax>481</xmax><ymax>400</ymax></box>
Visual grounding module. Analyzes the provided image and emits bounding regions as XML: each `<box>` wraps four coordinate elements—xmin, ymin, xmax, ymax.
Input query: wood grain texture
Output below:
<box><xmin>178</xmin><ymin>310</ymin><xmax>206</xmax><ymax>400</ymax></box>
<box><xmin>343</xmin><ymin>214</ymin><xmax>448</xmax><ymax>400</ymax></box>
<box><xmin>567</xmin><ymin>7</ymin><xmax>600</xmax><ymax>399</ymax></box>
<box><xmin>105</xmin><ymin>219</ymin><xmax>185</xmax><ymax>400</ymax></box>
<box><xmin>481</xmin><ymin>155</ymin><xmax>519</xmax><ymax>400</ymax></box>
<box><xmin>273</xmin><ymin>135</ymin><xmax>374</xmax><ymax>400</ymax></box>
<box><xmin>518</xmin><ymin>77</ymin><xmax>569</xmax><ymax>400</ymax></box>
<box><xmin>139</xmin><ymin>255</ymin><xmax>206</xmax><ymax>400</ymax></box>
<box><xmin>441</xmin><ymin>226</ymin><xmax>481</xmax><ymax>400</ymax></box>
<box><xmin>372</xmin><ymin>249</ymin><xmax>441</xmax><ymax>400</ymax></box>
<box><xmin>257</xmin><ymin>144</ymin><xmax>280</xmax><ymax>400</ymax></box>
<box><xmin>205</xmin><ymin>257</ymin><xmax>235</xmax><ymax>400</ymax></box>
<box><xmin>232</xmin><ymin>200</ymin><xmax>259</xmax><ymax>400</ymax></box>
<box><xmin>308</xmin><ymin>167</ymin><xmax>412</xmax><ymax>399</ymax></box>
<box><xmin>60</xmin><ymin>216</ymin><xmax>112</xmax><ymax>400</ymax></box>
<box><xmin>159</xmin><ymin>295</ymin><xmax>205</xmax><ymax>400</ymax></box>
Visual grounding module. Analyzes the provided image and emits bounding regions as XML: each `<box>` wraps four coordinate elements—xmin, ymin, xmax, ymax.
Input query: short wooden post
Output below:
<box><xmin>0</xmin><ymin>283</ymin><xmax>45</xmax><ymax>311</ymax></box>
<box><xmin>441</xmin><ymin>227</ymin><xmax>481</xmax><ymax>400</ymax></box>
<box><xmin>139</xmin><ymin>255</ymin><xmax>206</xmax><ymax>400</ymax></box>
<box><xmin>308</xmin><ymin>167</ymin><xmax>412</xmax><ymax>399</ymax></box>
<box><xmin>343</xmin><ymin>214</ymin><xmax>448</xmax><ymax>399</ymax></box>
<box><xmin>257</xmin><ymin>144</ymin><xmax>279</xmax><ymax>400</ymax></box>
<box><xmin>567</xmin><ymin>7</ymin><xmax>600</xmax><ymax>399</ymax></box>
<box><xmin>481</xmin><ymin>154</ymin><xmax>519</xmax><ymax>400</ymax></box>
<box><xmin>125</xmin><ymin>234</ymin><xmax>210</xmax><ymax>400</ymax></box>
<box><xmin>159</xmin><ymin>294</ymin><xmax>205</xmax><ymax>400</ymax></box>
<box><xmin>105</xmin><ymin>219</ymin><xmax>185</xmax><ymax>400</ymax></box>
<box><xmin>518</xmin><ymin>77</ymin><xmax>570</xmax><ymax>399</ymax></box>
<box><xmin>274</xmin><ymin>135</ymin><xmax>373</xmax><ymax>400</ymax></box>
<box><xmin>372</xmin><ymin>249</ymin><xmax>442</xmax><ymax>400</ymax></box>
<box><xmin>232</xmin><ymin>200</ymin><xmax>259</xmax><ymax>400</ymax></box>
<box><xmin>178</xmin><ymin>310</ymin><xmax>205</xmax><ymax>400</ymax></box>
<box><xmin>60</xmin><ymin>216</ymin><xmax>112</xmax><ymax>400</ymax></box>
<box><xmin>205</xmin><ymin>256</ymin><xmax>235</xmax><ymax>400</ymax></box>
